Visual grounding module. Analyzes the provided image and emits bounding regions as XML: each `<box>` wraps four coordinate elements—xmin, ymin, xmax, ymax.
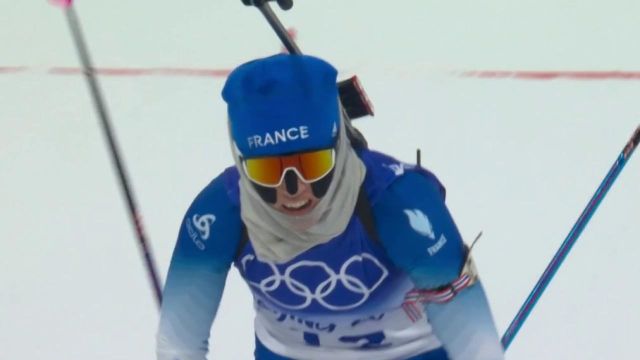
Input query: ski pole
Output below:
<box><xmin>242</xmin><ymin>0</ymin><xmax>299</xmax><ymax>54</ymax></box>
<box><xmin>50</xmin><ymin>0</ymin><xmax>163</xmax><ymax>307</ymax></box>
<box><xmin>502</xmin><ymin>124</ymin><xmax>640</xmax><ymax>349</ymax></box>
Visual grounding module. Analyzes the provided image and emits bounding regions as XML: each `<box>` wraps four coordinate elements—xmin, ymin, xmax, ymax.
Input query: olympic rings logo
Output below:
<box><xmin>241</xmin><ymin>253</ymin><xmax>389</xmax><ymax>311</ymax></box>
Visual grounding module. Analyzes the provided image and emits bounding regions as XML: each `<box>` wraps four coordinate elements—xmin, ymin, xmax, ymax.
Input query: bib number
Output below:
<box><xmin>303</xmin><ymin>331</ymin><xmax>391</xmax><ymax>349</ymax></box>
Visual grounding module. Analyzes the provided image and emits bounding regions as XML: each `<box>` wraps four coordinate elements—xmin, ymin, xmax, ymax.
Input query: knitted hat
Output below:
<box><xmin>222</xmin><ymin>54</ymin><xmax>340</xmax><ymax>158</ymax></box>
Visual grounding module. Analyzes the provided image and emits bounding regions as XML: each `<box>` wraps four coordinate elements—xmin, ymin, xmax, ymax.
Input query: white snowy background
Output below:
<box><xmin>1</xmin><ymin>1</ymin><xmax>639</xmax><ymax>359</ymax></box>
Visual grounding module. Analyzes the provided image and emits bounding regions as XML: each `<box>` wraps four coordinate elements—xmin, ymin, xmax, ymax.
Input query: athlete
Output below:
<box><xmin>156</xmin><ymin>54</ymin><xmax>505</xmax><ymax>360</ymax></box>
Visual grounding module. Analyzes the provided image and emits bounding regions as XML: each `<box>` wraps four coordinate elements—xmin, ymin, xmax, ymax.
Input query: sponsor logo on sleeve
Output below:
<box><xmin>185</xmin><ymin>213</ymin><xmax>216</xmax><ymax>250</ymax></box>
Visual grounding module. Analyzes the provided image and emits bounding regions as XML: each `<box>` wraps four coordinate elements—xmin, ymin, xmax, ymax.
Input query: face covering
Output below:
<box><xmin>231</xmin><ymin>116</ymin><xmax>366</xmax><ymax>263</ymax></box>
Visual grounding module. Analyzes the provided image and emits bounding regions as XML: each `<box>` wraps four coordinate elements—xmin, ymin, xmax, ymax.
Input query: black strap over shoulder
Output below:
<box><xmin>235</xmin><ymin>223</ymin><xmax>250</xmax><ymax>261</ymax></box>
<box><xmin>354</xmin><ymin>184</ymin><xmax>381</xmax><ymax>245</ymax></box>
<box><xmin>235</xmin><ymin>184</ymin><xmax>380</xmax><ymax>261</ymax></box>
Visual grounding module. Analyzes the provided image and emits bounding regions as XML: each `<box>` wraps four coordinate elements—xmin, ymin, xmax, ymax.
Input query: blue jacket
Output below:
<box><xmin>157</xmin><ymin>149</ymin><xmax>504</xmax><ymax>360</ymax></box>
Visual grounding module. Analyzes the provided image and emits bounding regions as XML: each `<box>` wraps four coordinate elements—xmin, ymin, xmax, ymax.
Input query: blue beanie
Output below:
<box><xmin>222</xmin><ymin>54</ymin><xmax>340</xmax><ymax>158</ymax></box>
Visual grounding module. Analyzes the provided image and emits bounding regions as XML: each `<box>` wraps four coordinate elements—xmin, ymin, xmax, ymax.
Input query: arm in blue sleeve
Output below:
<box><xmin>373</xmin><ymin>170</ymin><xmax>503</xmax><ymax>359</ymax></box>
<box><xmin>156</xmin><ymin>174</ymin><xmax>242</xmax><ymax>360</ymax></box>
<box><xmin>425</xmin><ymin>281</ymin><xmax>504</xmax><ymax>360</ymax></box>
<box><xmin>157</xmin><ymin>270</ymin><xmax>228</xmax><ymax>360</ymax></box>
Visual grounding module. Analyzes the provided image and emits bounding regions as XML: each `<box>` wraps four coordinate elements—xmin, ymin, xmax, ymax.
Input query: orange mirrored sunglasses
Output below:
<box><xmin>242</xmin><ymin>148</ymin><xmax>336</xmax><ymax>187</ymax></box>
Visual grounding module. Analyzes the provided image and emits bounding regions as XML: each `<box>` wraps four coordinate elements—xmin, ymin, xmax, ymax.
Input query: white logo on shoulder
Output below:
<box><xmin>404</xmin><ymin>209</ymin><xmax>435</xmax><ymax>240</ymax></box>
<box><xmin>403</xmin><ymin>209</ymin><xmax>448</xmax><ymax>256</ymax></box>
<box><xmin>383</xmin><ymin>162</ymin><xmax>415</xmax><ymax>176</ymax></box>
<box><xmin>384</xmin><ymin>163</ymin><xmax>404</xmax><ymax>176</ymax></box>
<box><xmin>404</xmin><ymin>209</ymin><xmax>447</xmax><ymax>256</ymax></box>
<box><xmin>185</xmin><ymin>213</ymin><xmax>216</xmax><ymax>250</ymax></box>
<box><xmin>247</xmin><ymin>126</ymin><xmax>309</xmax><ymax>149</ymax></box>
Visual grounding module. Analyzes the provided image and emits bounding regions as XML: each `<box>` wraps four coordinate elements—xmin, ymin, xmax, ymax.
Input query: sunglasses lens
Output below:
<box><xmin>298</xmin><ymin>149</ymin><xmax>334</xmax><ymax>181</ymax></box>
<box><xmin>243</xmin><ymin>149</ymin><xmax>335</xmax><ymax>187</ymax></box>
<box><xmin>244</xmin><ymin>156</ymin><xmax>282</xmax><ymax>186</ymax></box>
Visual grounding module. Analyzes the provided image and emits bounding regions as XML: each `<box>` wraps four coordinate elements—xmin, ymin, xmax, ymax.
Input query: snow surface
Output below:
<box><xmin>1</xmin><ymin>1</ymin><xmax>639</xmax><ymax>359</ymax></box>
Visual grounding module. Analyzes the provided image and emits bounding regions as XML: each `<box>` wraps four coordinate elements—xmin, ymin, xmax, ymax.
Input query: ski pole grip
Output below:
<box><xmin>241</xmin><ymin>0</ymin><xmax>293</xmax><ymax>10</ymax></box>
<box><xmin>49</xmin><ymin>0</ymin><xmax>73</xmax><ymax>8</ymax></box>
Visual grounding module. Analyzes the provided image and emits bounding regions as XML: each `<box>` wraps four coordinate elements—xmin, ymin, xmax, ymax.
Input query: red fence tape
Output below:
<box><xmin>3</xmin><ymin>66</ymin><xmax>640</xmax><ymax>80</ymax></box>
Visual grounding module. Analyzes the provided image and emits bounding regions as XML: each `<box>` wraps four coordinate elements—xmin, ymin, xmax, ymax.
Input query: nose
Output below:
<box><xmin>283</xmin><ymin>169</ymin><xmax>300</xmax><ymax>195</ymax></box>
